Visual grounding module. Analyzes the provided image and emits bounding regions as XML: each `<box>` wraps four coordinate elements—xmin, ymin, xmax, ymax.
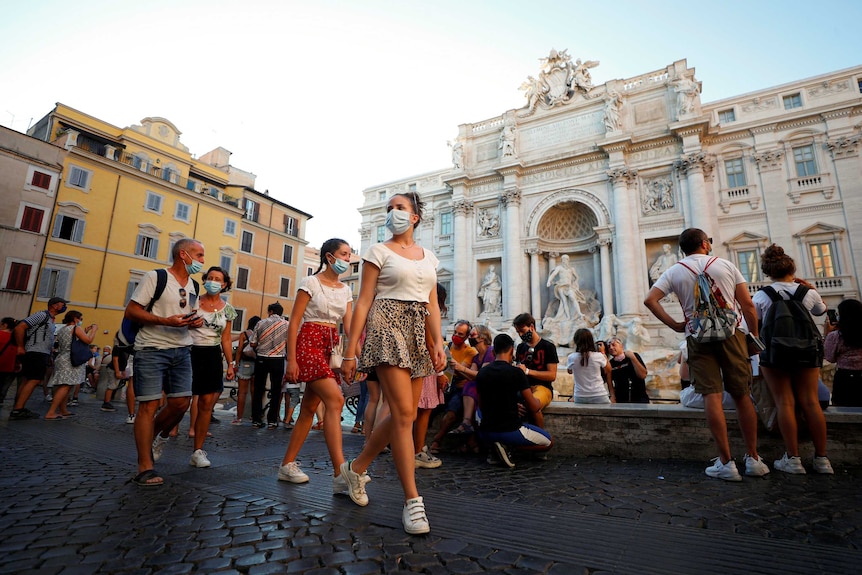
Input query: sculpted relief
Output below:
<box><xmin>641</xmin><ymin>176</ymin><xmax>675</xmax><ymax>215</ymax></box>
<box><xmin>519</xmin><ymin>49</ymin><xmax>600</xmax><ymax>115</ymax></box>
<box><xmin>476</xmin><ymin>207</ymin><xmax>500</xmax><ymax>238</ymax></box>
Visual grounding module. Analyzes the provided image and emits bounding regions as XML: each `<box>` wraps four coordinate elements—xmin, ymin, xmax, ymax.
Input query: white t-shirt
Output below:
<box><xmin>652</xmin><ymin>254</ymin><xmax>745</xmax><ymax>337</ymax></box>
<box><xmin>751</xmin><ymin>281</ymin><xmax>826</xmax><ymax>322</ymax></box>
<box><xmin>190</xmin><ymin>302</ymin><xmax>237</xmax><ymax>346</ymax></box>
<box><xmin>298</xmin><ymin>275</ymin><xmax>352</xmax><ymax>324</ymax></box>
<box><xmin>131</xmin><ymin>269</ymin><xmax>197</xmax><ymax>350</ymax></box>
<box><xmin>567</xmin><ymin>351</ymin><xmax>608</xmax><ymax>399</ymax></box>
<box><xmin>363</xmin><ymin>243</ymin><xmax>439</xmax><ymax>303</ymax></box>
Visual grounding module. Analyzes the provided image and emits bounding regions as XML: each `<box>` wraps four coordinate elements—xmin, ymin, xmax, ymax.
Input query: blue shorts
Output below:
<box><xmin>133</xmin><ymin>347</ymin><xmax>193</xmax><ymax>402</ymax></box>
<box><xmin>479</xmin><ymin>423</ymin><xmax>552</xmax><ymax>449</ymax></box>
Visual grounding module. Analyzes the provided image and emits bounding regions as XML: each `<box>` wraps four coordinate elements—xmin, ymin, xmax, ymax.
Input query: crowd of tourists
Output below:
<box><xmin>3</xmin><ymin>188</ymin><xmax>861</xmax><ymax>535</ymax></box>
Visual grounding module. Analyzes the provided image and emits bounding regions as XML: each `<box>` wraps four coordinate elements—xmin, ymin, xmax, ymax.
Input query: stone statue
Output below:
<box><xmin>596</xmin><ymin>313</ymin><xmax>619</xmax><ymax>343</ymax></box>
<box><xmin>616</xmin><ymin>317</ymin><xmax>651</xmax><ymax>354</ymax></box>
<box><xmin>450</xmin><ymin>139</ymin><xmax>464</xmax><ymax>170</ymax></box>
<box><xmin>477</xmin><ymin>265</ymin><xmax>502</xmax><ymax>315</ymax></box>
<box><xmin>477</xmin><ymin>208</ymin><xmax>500</xmax><ymax>238</ymax></box>
<box><xmin>603</xmin><ymin>90</ymin><xmax>622</xmax><ymax>132</ymax></box>
<box><xmin>643</xmin><ymin>177</ymin><xmax>674</xmax><ymax>214</ymax></box>
<box><xmin>569</xmin><ymin>58</ymin><xmax>599</xmax><ymax>93</ymax></box>
<box><xmin>649</xmin><ymin>243</ymin><xmax>679</xmax><ymax>282</ymax></box>
<box><xmin>499</xmin><ymin>124</ymin><xmax>517</xmax><ymax>157</ymax></box>
<box><xmin>673</xmin><ymin>75</ymin><xmax>700</xmax><ymax>117</ymax></box>
<box><xmin>546</xmin><ymin>254</ymin><xmax>584</xmax><ymax>321</ymax></box>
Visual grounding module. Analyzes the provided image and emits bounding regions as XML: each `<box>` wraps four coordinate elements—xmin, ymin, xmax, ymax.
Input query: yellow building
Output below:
<box><xmin>26</xmin><ymin>104</ymin><xmax>311</xmax><ymax>344</ymax></box>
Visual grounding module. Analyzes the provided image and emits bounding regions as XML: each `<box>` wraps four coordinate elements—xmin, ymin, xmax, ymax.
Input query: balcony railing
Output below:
<box><xmin>748</xmin><ymin>275</ymin><xmax>853</xmax><ymax>297</ymax></box>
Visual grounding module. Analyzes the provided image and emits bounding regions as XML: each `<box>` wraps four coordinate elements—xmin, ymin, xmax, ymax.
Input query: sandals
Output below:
<box><xmin>231</xmin><ymin>418</ymin><xmax>243</xmax><ymax>425</ymax></box>
<box><xmin>132</xmin><ymin>470</ymin><xmax>163</xmax><ymax>488</ymax></box>
<box><xmin>429</xmin><ymin>442</ymin><xmax>441</xmax><ymax>455</ymax></box>
<box><xmin>267</xmin><ymin>422</ymin><xmax>278</xmax><ymax>430</ymax></box>
<box><xmin>351</xmin><ymin>422</ymin><xmax>363</xmax><ymax>434</ymax></box>
<box><xmin>448</xmin><ymin>422</ymin><xmax>474</xmax><ymax>435</ymax></box>
<box><xmin>311</xmin><ymin>421</ymin><xmax>324</xmax><ymax>431</ymax></box>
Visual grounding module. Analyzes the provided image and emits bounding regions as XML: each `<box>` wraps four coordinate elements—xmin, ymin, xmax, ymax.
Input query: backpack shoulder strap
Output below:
<box><xmin>147</xmin><ymin>268</ymin><xmax>169</xmax><ymax>312</ymax></box>
<box><xmin>703</xmin><ymin>257</ymin><xmax>719</xmax><ymax>272</ymax></box>
<box><xmin>792</xmin><ymin>285</ymin><xmax>810</xmax><ymax>301</ymax></box>
<box><xmin>191</xmin><ymin>278</ymin><xmax>199</xmax><ymax>297</ymax></box>
<box><xmin>760</xmin><ymin>285</ymin><xmax>781</xmax><ymax>303</ymax></box>
<box><xmin>677</xmin><ymin>261</ymin><xmax>698</xmax><ymax>276</ymax></box>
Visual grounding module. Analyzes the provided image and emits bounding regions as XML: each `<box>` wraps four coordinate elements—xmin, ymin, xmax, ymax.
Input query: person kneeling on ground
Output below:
<box><xmin>476</xmin><ymin>333</ymin><xmax>552</xmax><ymax>468</ymax></box>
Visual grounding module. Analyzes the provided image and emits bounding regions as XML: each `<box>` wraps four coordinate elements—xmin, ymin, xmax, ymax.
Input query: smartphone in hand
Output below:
<box><xmin>747</xmin><ymin>333</ymin><xmax>766</xmax><ymax>352</ymax></box>
<box><xmin>826</xmin><ymin>309</ymin><xmax>838</xmax><ymax>325</ymax></box>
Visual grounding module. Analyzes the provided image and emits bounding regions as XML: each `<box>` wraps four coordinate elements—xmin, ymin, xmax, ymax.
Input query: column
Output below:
<box><xmin>452</xmin><ymin>199</ymin><xmax>472</xmax><ymax>321</ymax></box>
<box><xmin>598</xmin><ymin>238</ymin><xmax>613</xmax><ymax>315</ymax></box>
<box><xmin>606</xmin><ymin>167</ymin><xmax>639</xmax><ymax>315</ymax></box>
<box><xmin>528</xmin><ymin>248</ymin><xmax>540</xmax><ymax>319</ymax></box>
<box><xmin>501</xmin><ymin>189</ymin><xmax>523</xmax><ymax>319</ymax></box>
<box><xmin>675</xmin><ymin>152</ymin><xmax>716</xmax><ymax>237</ymax></box>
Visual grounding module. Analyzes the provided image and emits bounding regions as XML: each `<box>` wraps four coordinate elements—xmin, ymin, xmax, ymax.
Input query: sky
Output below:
<box><xmin>2</xmin><ymin>0</ymin><xmax>860</xmax><ymax>249</ymax></box>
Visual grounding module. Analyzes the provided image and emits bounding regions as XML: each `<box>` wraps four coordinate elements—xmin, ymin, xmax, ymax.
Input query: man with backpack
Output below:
<box><xmin>124</xmin><ymin>238</ymin><xmax>204</xmax><ymax>487</ymax></box>
<box><xmin>644</xmin><ymin>228</ymin><xmax>769</xmax><ymax>481</ymax></box>
<box><xmin>8</xmin><ymin>297</ymin><xmax>68</xmax><ymax>420</ymax></box>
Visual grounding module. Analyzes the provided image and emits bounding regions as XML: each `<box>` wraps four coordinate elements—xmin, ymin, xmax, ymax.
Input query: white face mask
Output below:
<box><xmin>385</xmin><ymin>210</ymin><xmax>412</xmax><ymax>235</ymax></box>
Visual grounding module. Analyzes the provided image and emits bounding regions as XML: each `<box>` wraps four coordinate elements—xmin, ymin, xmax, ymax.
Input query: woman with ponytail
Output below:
<box><xmin>278</xmin><ymin>239</ymin><xmax>355</xmax><ymax>489</ymax></box>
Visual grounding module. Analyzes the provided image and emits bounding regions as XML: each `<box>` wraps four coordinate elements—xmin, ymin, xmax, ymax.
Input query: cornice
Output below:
<box><xmin>638</xmin><ymin>217</ymin><xmax>686</xmax><ymax>234</ymax></box>
<box><xmin>521</xmin><ymin>152</ymin><xmax>607</xmax><ymax>176</ymax></box>
<box><xmin>786</xmin><ymin>200</ymin><xmax>845</xmax><ymax>217</ymax></box>
<box><xmin>776</xmin><ymin>115</ymin><xmax>825</xmax><ymax>132</ymax></box>
<box><xmin>627</xmin><ymin>136</ymin><xmax>679</xmax><ymax>153</ymax></box>
<box><xmin>716</xmin><ymin>211</ymin><xmax>764</xmax><ymax>226</ymax></box>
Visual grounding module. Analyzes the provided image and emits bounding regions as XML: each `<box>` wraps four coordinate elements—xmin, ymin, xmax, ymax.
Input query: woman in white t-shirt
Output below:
<box><xmin>341</xmin><ymin>192</ymin><xmax>447</xmax><ymax>535</ymax></box>
<box><xmin>751</xmin><ymin>244</ymin><xmax>832</xmax><ymax>475</ymax></box>
<box><xmin>278</xmin><ymin>238</ymin><xmax>354</xmax><ymax>486</ymax></box>
<box><xmin>188</xmin><ymin>267</ymin><xmax>237</xmax><ymax>468</ymax></box>
<box><xmin>566</xmin><ymin>329</ymin><xmax>614</xmax><ymax>404</ymax></box>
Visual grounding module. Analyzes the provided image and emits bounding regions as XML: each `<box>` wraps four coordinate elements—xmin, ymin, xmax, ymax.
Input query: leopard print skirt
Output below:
<box><xmin>359</xmin><ymin>298</ymin><xmax>434</xmax><ymax>379</ymax></box>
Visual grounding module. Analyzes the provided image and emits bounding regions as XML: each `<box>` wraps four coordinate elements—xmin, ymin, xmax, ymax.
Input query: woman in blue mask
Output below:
<box><xmin>279</xmin><ymin>238</ymin><xmax>354</xmax><ymax>487</ymax></box>
<box><xmin>340</xmin><ymin>192</ymin><xmax>447</xmax><ymax>535</ymax></box>
<box><xmin>187</xmin><ymin>266</ymin><xmax>236</xmax><ymax>468</ymax></box>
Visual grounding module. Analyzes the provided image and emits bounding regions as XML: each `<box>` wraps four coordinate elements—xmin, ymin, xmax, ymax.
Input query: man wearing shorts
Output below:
<box><xmin>124</xmin><ymin>238</ymin><xmax>205</xmax><ymax>487</ymax></box>
<box><xmin>9</xmin><ymin>297</ymin><xmax>67</xmax><ymax>420</ymax></box>
<box><xmin>477</xmin><ymin>334</ymin><xmax>552</xmax><ymax>468</ymax></box>
<box><xmin>513</xmin><ymin>313</ymin><xmax>558</xmax><ymax>428</ymax></box>
<box><xmin>645</xmin><ymin>228</ymin><xmax>769</xmax><ymax>481</ymax></box>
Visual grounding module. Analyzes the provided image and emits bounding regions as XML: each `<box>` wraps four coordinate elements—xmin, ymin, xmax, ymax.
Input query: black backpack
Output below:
<box><xmin>759</xmin><ymin>285</ymin><xmax>823</xmax><ymax>368</ymax></box>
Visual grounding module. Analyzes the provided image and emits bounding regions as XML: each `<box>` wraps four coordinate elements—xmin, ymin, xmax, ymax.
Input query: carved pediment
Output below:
<box><xmin>793</xmin><ymin>222</ymin><xmax>845</xmax><ymax>238</ymax></box>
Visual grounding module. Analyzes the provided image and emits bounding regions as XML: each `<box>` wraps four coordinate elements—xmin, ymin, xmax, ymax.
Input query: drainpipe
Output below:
<box><xmin>94</xmin><ymin>173</ymin><xmax>122</xmax><ymax>309</ymax></box>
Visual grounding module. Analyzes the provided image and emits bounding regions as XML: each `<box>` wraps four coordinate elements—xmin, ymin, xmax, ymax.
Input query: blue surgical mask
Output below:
<box><xmin>184</xmin><ymin>255</ymin><xmax>203</xmax><ymax>275</ymax></box>
<box><xmin>204</xmin><ymin>281</ymin><xmax>223</xmax><ymax>295</ymax></box>
<box><xmin>329</xmin><ymin>257</ymin><xmax>349</xmax><ymax>275</ymax></box>
<box><xmin>385</xmin><ymin>209</ymin><xmax>412</xmax><ymax>235</ymax></box>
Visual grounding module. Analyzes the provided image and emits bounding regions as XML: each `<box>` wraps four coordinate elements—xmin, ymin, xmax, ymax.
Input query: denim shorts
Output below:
<box><xmin>133</xmin><ymin>347</ymin><xmax>193</xmax><ymax>402</ymax></box>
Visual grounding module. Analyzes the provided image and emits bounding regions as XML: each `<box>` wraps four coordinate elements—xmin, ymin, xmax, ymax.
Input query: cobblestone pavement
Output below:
<box><xmin>1</xmin><ymin>394</ymin><xmax>860</xmax><ymax>574</ymax></box>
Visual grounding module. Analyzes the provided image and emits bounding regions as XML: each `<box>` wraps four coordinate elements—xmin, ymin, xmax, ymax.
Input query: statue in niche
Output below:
<box><xmin>603</xmin><ymin>90</ymin><xmax>622</xmax><ymax>132</ymax></box>
<box><xmin>672</xmin><ymin>75</ymin><xmax>700</xmax><ymax>117</ymax></box>
<box><xmin>449</xmin><ymin>139</ymin><xmax>464</xmax><ymax>170</ymax></box>
<box><xmin>477</xmin><ymin>265</ymin><xmax>503</xmax><ymax>316</ymax></box>
<box><xmin>546</xmin><ymin>254</ymin><xmax>585</xmax><ymax>321</ymax></box>
<box><xmin>649</xmin><ymin>244</ymin><xmax>679</xmax><ymax>283</ymax></box>
<box><xmin>499</xmin><ymin>123</ymin><xmax>517</xmax><ymax>157</ymax></box>
<box><xmin>477</xmin><ymin>208</ymin><xmax>500</xmax><ymax>238</ymax></box>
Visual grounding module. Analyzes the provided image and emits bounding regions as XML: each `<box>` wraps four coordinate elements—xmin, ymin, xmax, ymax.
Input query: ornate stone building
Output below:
<box><xmin>359</xmin><ymin>53</ymin><xmax>862</xmax><ymax>349</ymax></box>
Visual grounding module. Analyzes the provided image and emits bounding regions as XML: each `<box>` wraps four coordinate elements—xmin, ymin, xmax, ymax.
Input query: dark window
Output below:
<box><xmin>20</xmin><ymin>206</ymin><xmax>45</xmax><ymax>232</ymax></box>
<box><xmin>244</xmin><ymin>199</ymin><xmax>259</xmax><ymax>222</ymax></box>
<box><xmin>236</xmin><ymin>267</ymin><xmax>249</xmax><ymax>290</ymax></box>
<box><xmin>52</xmin><ymin>215</ymin><xmax>85</xmax><ymax>242</ymax></box>
<box><xmin>283</xmin><ymin>244</ymin><xmax>293</xmax><ymax>264</ymax></box>
<box><xmin>31</xmin><ymin>171</ymin><xmax>51</xmax><ymax>189</ymax></box>
<box><xmin>241</xmin><ymin>231</ymin><xmax>253</xmax><ymax>253</ymax></box>
<box><xmin>279</xmin><ymin>277</ymin><xmax>291</xmax><ymax>297</ymax></box>
<box><xmin>284</xmin><ymin>215</ymin><xmax>298</xmax><ymax>237</ymax></box>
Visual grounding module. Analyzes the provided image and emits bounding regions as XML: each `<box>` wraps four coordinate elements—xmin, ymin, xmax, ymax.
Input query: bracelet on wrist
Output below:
<box><xmin>342</xmin><ymin>357</ymin><xmax>357</xmax><ymax>362</ymax></box>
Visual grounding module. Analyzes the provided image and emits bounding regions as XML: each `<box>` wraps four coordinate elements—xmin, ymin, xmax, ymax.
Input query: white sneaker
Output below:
<box><xmin>190</xmin><ymin>449</ymin><xmax>211</xmax><ymax>468</ymax></box>
<box><xmin>402</xmin><ymin>496</ymin><xmax>430</xmax><ymax>535</ymax></box>
<box><xmin>339</xmin><ymin>460</ymin><xmax>370</xmax><ymax>506</ymax></box>
<box><xmin>152</xmin><ymin>435</ymin><xmax>169</xmax><ymax>462</ymax></box>
<box><xmin>774</xmin><ymin>453</ymin><xmax>806</xmax><ymax>474</ymax></box>
<box><xmin>415</xmin><ymin>446</ymin><xmax>442</xmax><ymax>469</ymax></box>
<box><xmin>492</xmin><ymin>442</ymin><xmax>515</xmax><ymax>469</ymax></box>
<box><xmin>813</xmin><ymin>456</ymin><xmax>834</xmax><ymax>475</ymax></box>
<box><xmin>705</xmin><ymin>457</ymin><xmax>742</xmax><ymax>481</ymax></box>
<box><xmin>277</xmin><ymin>461</ymin><xmax>309</xmax><ymax>484</ymax></box>
<box><xmin>333</xmin><ymin>472</ymin><xmax>347</xmax><ymax>495</ymax></box>
<box><xmin>126</xmin><ymin>414</ymin><xmax>136</xmax><ymax>425</ymax></box>
<box><xmin>744</xmin><ymin>454</ymin><xmax>770</xmax><ymax>477</ymax></box>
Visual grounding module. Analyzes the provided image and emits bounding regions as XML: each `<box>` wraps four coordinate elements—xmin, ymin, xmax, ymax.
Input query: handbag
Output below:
<box><xmin>242</xmin><ymin>330</ymin><xmax>256</xmax><ymax>359</ymax></box>
<box><xmin>70</xmin><ymin>326</ymin><xmax>92</xmax><ymax>367</ymax></box>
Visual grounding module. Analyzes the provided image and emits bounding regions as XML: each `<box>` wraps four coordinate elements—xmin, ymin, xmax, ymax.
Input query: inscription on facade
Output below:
<box><xmin>520</xmin><ymin>111</ymin><xmax>603</xmax><ymax>151</ymax></box>
<box><xmin>628</xmin><ymin>144</ymin><xmax>678</xmax><ymax>164</ymax></box>
<box><xmin>522</xmin><ymin>161</ymin><xmax>604</xmax><ymax>185</ymax></box>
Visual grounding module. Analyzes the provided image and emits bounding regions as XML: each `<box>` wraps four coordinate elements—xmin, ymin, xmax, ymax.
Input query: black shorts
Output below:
<box><xmin>191</xmin><ymin>345</ymin><xmax>225</xmax><ymax>396</ymax></box>
<box><xmin>20</xmin><ymin>352</ymin><xmax>50</xmax><ymax>381</ymax></box>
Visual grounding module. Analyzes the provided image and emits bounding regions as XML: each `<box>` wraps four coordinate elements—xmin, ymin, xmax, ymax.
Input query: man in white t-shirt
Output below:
<box><xmin>124</xmin><ymin>238</ymin><xmax>205</xmax><ymax>487</ymax></box>
<box><xmin>644</xmin><ymin>228</ymin><xmax>769</xmax><ymax>482</ymax></box>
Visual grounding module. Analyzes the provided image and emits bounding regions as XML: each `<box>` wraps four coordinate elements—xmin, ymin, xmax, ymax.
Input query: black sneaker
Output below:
<box><xmin>10</xmin><ymin>409</ymin><xmax>38</xmax><ymax>420</ymax></box>
<box><xmin>252</xmin><ymin>421</ymin><xmax>265</xmax><ymax>429</ymax></box>
<box><xmin>492</xmin><ymin>442</ymin><xmax>515</xmax><ymax>469</ymax></box>
<box><xmin>100</xmin><ymin>402</ymin><xmax>116</xmax><ymax>412</ymax></box>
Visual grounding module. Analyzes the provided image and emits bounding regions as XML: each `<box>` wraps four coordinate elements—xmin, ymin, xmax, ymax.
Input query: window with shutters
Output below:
<box><xmin>174</xmin><ymin>201</ymin><xmax>191</xmax><ymax>222</ymax></box>
<box><xmin>135</xmin><ymin>234</ymin><xmax>159</xmax><ymax>259</ymax></box>
<box><xmin>145</xmin><ymin>191</ymin><xmax>164</xmax><ymax>214</ymax></box>
<box><xmin>67</xmin><ymin>165</ymin><xmax>92</xmax><ymax>191</ymax></box>
<box><xmin>220</xmin><ymin>254</ymin><xmax>233</xmax><ymax>274</ymax></box>
<box><xmin>241</xmin><ymin>230</ymin><xmax>254</xmax><ymax>253</ymax></box>
<box><xmin>244</xmin><ymin>199</ymin><xmax>259</xmax><ymax>222</ymax></box>
<box><xmin>31</xmin><ymin>171</ymin><xmax>51</xmax><ymax>190</ymax></box>
<box><xmin>4</xmin><ymin>262</ymin><xmax>32</xmax><ymax>291</ymax></box>
<box><xmin>231</xmin><ymin>308</ymin><xmax>245</xmax><ymax>332</ymax></box>
<box><xmin>279</xmin><ymin>277</ymin><xmax>291</xmax><ymax>297</ymax></box>
<box><xmin>236</xmin><ymin>267</ymin><xmax>249</xmax><ymax>290</ymax></box>
<box><xmin>38</xmin><ymin>268</ymin><xmax>70</xmax><ymax>300</ymax></box>
<box><xmin>284</xmin><ymin>215</ymin><xmax>298</xmax><ymax>237</ymax></box>
<box><xmin>52</xmin><ymin>214</ymin><xmax>86</xmax><ymax>243</ymax></box>
<box><xmin>19</xmin><ymin>206</ymin><xmax>45</xmax><ymax>233</ymax></box>
<box><xmin>224</xmin><ymin>218</ymin><xmax>237</xmax><ymax>237</ymax></box>
<box><xmin>283</xmin><ymin>244</ymin><xmax>293</xmax><ymax>264</ymax></box>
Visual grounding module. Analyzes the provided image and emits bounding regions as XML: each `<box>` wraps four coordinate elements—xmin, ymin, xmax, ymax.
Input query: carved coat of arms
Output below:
<box><xmin>520</xmin><ymin>49</ymin><xmax>599</xmax><ymax>115</ymax></box>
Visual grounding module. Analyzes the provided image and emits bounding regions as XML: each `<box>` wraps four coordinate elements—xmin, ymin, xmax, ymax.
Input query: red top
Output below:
<box><xmin>0</xmin><ymin>331</ymin><xmax>17</xmax><ymax>373</ymax></box>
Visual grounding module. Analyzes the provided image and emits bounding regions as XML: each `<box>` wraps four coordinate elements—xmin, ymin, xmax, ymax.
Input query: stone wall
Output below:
<box><xmin>543</xmin><ymin>403</ymin><xmax>862</xmax><ymax>465</ymax></box>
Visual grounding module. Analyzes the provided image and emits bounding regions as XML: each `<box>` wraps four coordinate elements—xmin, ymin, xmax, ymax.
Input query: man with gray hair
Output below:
<box><xmin>125</xmin><ymin>238</ymin><xmax>204</xmax><ymax>487</ymax></box>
